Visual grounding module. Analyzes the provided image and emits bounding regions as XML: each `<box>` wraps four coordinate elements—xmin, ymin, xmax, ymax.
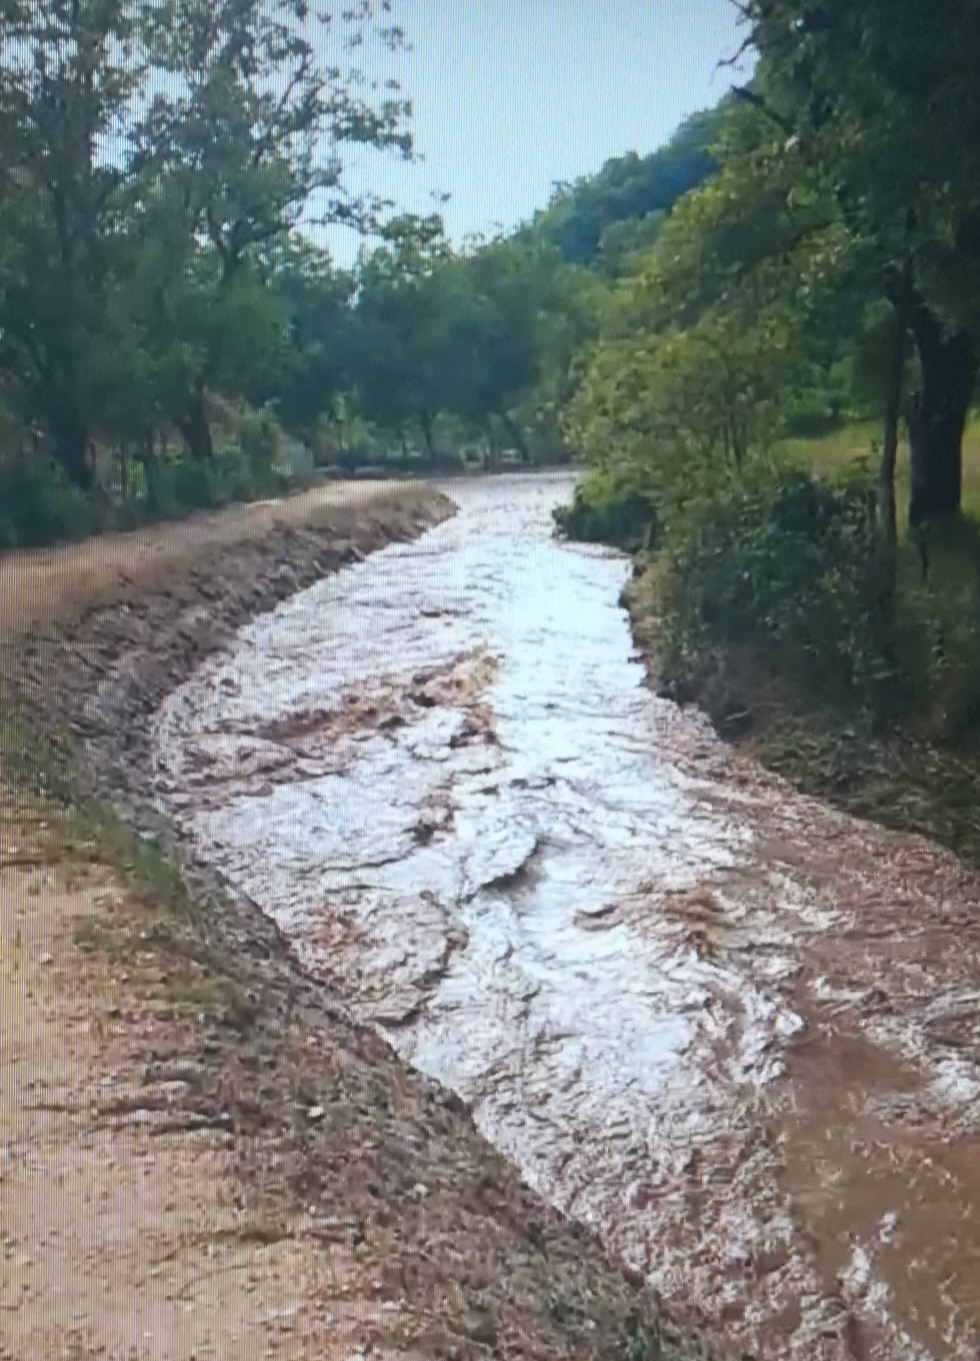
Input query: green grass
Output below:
<box><xmin>66</xmin><ymin>803</ymin><xmax>192</xmax><ymax>917</ymax></box>
<box><xmin>0</xmin><ymin>708</ymin><xmax>74</xmax><ymax>801</ymax></box>
<box><xmin>779</xmin><ymin>415</ymin><xmax>980</xmax><ymax>524</ymax></box>
<box><xmin>0</xmin><ymin>704</ymin><xmax>189</xmax><ymax>917</ymax></box>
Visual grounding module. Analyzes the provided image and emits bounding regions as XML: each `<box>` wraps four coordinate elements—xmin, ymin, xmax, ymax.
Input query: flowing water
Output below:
<box><xmin>152</xmin><ymin>473</ymin><xmax>980</xmax><ymax>1360</ymax></box>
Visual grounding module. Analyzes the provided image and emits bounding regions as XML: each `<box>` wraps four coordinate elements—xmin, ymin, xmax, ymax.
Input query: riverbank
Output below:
<box><xmin>0</xmin><ymin>483</ymin><xmax>710</xmax><ymax>1361</ymax></box>
<box><xmin>623</xmin><ymin>559</ymin><xmax>980</xmax><ymax>874</ymax></box>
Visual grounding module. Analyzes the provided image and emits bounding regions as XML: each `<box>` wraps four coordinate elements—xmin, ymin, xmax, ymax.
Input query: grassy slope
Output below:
<box><xmin>779</xmin><ymin>415</ymin><xmax>980</xmax><ymax>521</ymax></box>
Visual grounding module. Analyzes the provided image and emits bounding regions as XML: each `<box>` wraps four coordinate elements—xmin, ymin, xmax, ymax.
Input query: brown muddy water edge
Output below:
<box><xmin>0</xmin><ymin>484</ymin><xmax>721</xmax><ymax>1361</ymax></box>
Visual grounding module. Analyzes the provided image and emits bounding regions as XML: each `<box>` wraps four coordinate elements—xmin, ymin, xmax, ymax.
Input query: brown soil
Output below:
<box><xmin>1</xmin><ymin>796</ymin><xmax>338</xmax><ymax>1361</ymax></box>
<box><xmin>0</xmin><ymin>481</ymin><xmax>456</xmax><ymax>809</ymax></box>
<box><xmin>0</xmin><ymin>487</ymin><xmax>712</xmax><ymax>1361</ymax></box>
<box><xmin>0</xmin><ymin>481</ymin><xmax>413</xmax><ymax>638</ymax></box>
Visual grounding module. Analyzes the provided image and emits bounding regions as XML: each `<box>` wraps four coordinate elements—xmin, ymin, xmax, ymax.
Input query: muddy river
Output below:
<box><xmin>152</xmin><ymin>473</ymin><xmax>980</xmax><ymax>1360</ymax></box>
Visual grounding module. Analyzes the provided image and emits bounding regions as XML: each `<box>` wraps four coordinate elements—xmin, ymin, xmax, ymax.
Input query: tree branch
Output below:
<box><xmin>250</xmin><ymin>52</ymin><xmax>312</xmax><ymax>169</ymax></box>
<box><xmin>718</xmin><ymin>34</ymin><xmax>756</xmax><ymax>71</ymax></box>
<box><xmin>731</xmin><ymin>85</ymin><xmax>795</xmax><ymax>136</ymax></box>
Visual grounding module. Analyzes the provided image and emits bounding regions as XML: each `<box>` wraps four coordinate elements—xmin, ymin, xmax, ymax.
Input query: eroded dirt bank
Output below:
<box><xmin>1</xmin><ymin>482</ymin><xmax>710</xmax><ymax>1361</ymax></box>
<box><xmin>1</xmin><ymin>482</ymin><xmax>455</xmax><ymax>807</ymax></box>
<box><xmin>152</xmin><ymin>474</ymin><xmax>980</xmax><ymax>1361</ymax></box>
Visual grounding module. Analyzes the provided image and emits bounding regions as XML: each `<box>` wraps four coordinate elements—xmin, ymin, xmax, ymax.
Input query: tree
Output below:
<box><xmin>729</xmin><ymin>0</ymin><xmax>980</xmax><ymax>522</ymax></box>
<box><xmin>0</xmin><ymin>0</ymin><xmax>414</xmax><ymax>483</ymax></box>
<box><xmin>524</xmin><ymin>103</ymin><xmax>726</xmax><ymax>269</ymax></box>
<box><xmin>351</xmin><ymin>215</ymin><xmax>462</xmax><ymax>457</ymax></box>
<box><xmin>0</xmin><ymin>0</ymin><xmax>144</xmax><ymax>486</ymax></box>
<box><xmin>134</xmin><ymin>0</ymin><xmax>412</xmax><ymax>459</ymax></box>
<box><xmin>251</xmin><ymin>237</ymin><xmax>357</xmax><ymax>437</ymax></box>
<box><xmin>451</xmin><ymin>237</ymin><xmax>602</xmax><ymax>461</ymax></box>
<box><xmin>568</xmin><ymin>307</ymin><xmax>808</xmax><ymax>510</ymax></box>
<box><xmin>456</xmin><ymin>240</ymin><xmax>549</xmax><ymax>456</ymax></box>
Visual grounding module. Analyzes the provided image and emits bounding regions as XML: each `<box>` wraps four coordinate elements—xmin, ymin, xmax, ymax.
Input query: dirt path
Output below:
<box><xmin>0</xmin><ymin>797</ymin><xmax>338</xmax><ymax>1361</ymax></box>
<box><xmin>0</xmin><ymin>480</ymin><xmax>409</xmax><ymax>639</ymax></box>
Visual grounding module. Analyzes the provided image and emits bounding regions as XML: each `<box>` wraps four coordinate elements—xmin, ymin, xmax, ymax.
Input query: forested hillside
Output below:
<box><xmin>519</xmin><ymin>103</ymin><xmax>725</xmax><ymax>272</ymax></box>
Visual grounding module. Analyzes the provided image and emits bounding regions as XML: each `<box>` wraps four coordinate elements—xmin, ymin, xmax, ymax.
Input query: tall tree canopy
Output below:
<box><xmin>0</xmin><ymin>0</ymin><xmax>412</xmax><ymax>480</ymax></box>
<box><xmin>731</xmin><ymin>0</ymin><xmax>980</xmax><ymax>522</ymax></box>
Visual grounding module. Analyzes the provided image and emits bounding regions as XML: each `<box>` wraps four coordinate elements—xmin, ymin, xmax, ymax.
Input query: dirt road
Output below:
<box><xmin>1</xmin><ymin>797</ymin><xmax>341</xmax><ymax>1361</ymax></box>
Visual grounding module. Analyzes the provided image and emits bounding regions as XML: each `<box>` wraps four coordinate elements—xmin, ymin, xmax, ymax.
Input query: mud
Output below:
<box><xmin>153</xmin><ymin>472</ymin><xmax>980</xmax><ymax>1361</ymax></box>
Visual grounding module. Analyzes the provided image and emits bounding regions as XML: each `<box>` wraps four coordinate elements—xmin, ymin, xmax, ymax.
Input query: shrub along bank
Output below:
<box><xmin>557</xmin><ymin>458</ymin><xmax>980</xmax><ymax>870</ymax></box>
<box><xmin>0</xmin><ymin>446</ymin><xmax>298</xmax><ymax>550</ymax></box>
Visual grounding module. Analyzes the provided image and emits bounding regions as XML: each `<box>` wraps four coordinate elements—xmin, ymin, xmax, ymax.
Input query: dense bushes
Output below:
<box><xmin>0</xmin><ymin>457</ymin><xmax>100</xmax><ymax>548</ymax></box>
<box><xmin>654</xmin><ymin>468</ymin><xmax>897</xmax><ymax>710</ymax></box>
<box><xmin>552</xmin><ymin>465</ymin><xmax>658</xmax><ymax>549</ymax></box>
<box><xmin>560</xmin><ymin>460</ymin><xmax>980</xmax><ymax>738</ymax></box>
<box><xmin>148</xmin><ymin>450</ymin><xmax>289</xmax><ymax>517</ymax></box>
<box><xmin>0</xmin><ymin>446</ymin><xmax>298</xmax><ymax>550</ymax></box>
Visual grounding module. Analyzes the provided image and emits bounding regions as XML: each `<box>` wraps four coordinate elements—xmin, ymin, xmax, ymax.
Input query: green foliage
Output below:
<box><xmin>254</xmin><ymin>239</ymin><xmax>357</xmax><ymax>436</ymax></box>
<box><xmin>892</xmin><ymin>521</ymin><xmax>980</xmax><ymax>740</ymax></box>
<box><xmin>568</xmin><ymin>305</ymin><xmax>808</xmax><ymax>512</ymax></box>
<box><xmin>348</xmin><ymin>220</ymin><xmax>598</xmax><ymax>463</ymax></box>
<box><xmin>650</xmin><ymin>458</ymin><xmax>980</xmax><ymax>741</ymax></box>
<box><xmin>172</xmin><ymin>458</ymin><xmax>225</xmax><ymax>511</ymax></box>
<box><xmin>0</xmin><ymin>457</ymin><xmax>99</xmax><ymax>548</ymax></box>
<box><xmin>782</xmin><ymin>399</ymin><xmax>839</xmax><ymax>440</ymax></box>
<box><xmin>2</xmin><ymin>1</ymin><xmax>736</xmax><ymax>550</ymax></box>
<box><xmin>147</xmin><ymin>448</ymin><xmax>286</xmax><ymax>517</ymax></box>
<box><xmin>525</xmin><ymin>105</ymin><xmax>726</xmax><ymax>269</ymax></box>
<box><xmin>0</xmin><ymin>435</ymin><xmax>299</xmax><ymax>549</ymax></box>
<box><xmin>741</xmin><ymin>0</ymin><xmax>980</xmax><ymax>332</ymax></box>
<box><xmin>0</xmin><ymin>0</ymin><xmax>412</xmax><ymax>505</ymax></box>
<box><xmin>235</xmin><ymin>409</ymin><xmax>282</xmax><ymax>469</ymax></box>
<box><xmin>553</xmin><ymin>467</ymin><xmax>657</xmax><ymax>551</ymax></box>
<box><xmin>736</xmin><ymin>0</ymin><xmax>980</xmax><ymax>521</ymax></box>
<box><xmin>656</xmin><ymin>467</ymin><xmax>892</xmax><ymax>707</ymax></box>
<box><xmin>559</xmin><ymin>14</ymin><xmax>980</xmax><ymax>742</ymax></box>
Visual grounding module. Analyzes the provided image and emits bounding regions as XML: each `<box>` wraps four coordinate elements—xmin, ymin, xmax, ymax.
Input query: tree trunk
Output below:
<box><xmin>117</xmin><ymin>442</ymin><xmax>129</xmax><ymax>501</ymax></box>
<box><xmin>878</xmin><ymin>292</ymin><xmax>907</xmax><ymax>579</ymax></box>
<box><xmin>484</xmin><ymin>418</ymin><xmax>499</xmax><ymax>470</ymax></box>
<box><xmin>180</xmin><ymin>387</ymin><xmax>215</xmax><ymax>462</ymax></box>
<box><xmin>140</xmin><ymin>427</ymin><xmax>158</xmax><ymax>500</ymax></box>
<box><xmin>905</xmin><ymin>295</ymin><xmax>974</xmax><ymax>526</ymax></box>
<box><xmin>419</xmin><ymin>410</ymin><xmax>435</xmax><ymax>463</ymax></box>
<box><xmin>51</xmin><ymin>407</ymin><xmax>94</xmax><ymax>491</ymax></box>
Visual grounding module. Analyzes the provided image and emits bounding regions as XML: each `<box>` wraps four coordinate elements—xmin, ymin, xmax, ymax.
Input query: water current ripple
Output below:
<box><xmin>152</xmin><ymin>472</ymin><xmax>980</xmax><ymax>1360</ymax></box>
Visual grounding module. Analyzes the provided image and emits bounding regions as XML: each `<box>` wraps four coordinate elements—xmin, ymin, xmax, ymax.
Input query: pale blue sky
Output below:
<box><xmin>323</xmin><ymin>0</ymin><xmax>751</xmax><ymax>262</ymax></box>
